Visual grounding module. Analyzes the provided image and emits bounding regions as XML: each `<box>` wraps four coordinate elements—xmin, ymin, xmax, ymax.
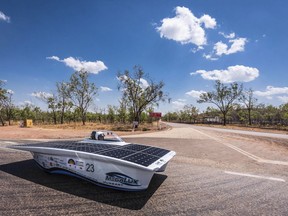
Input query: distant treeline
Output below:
<box><xmin>0</xmin><ymin>66</ymin><xmax>168</xmax><ymax>126</ymax></box>
<box><xmin>163</xmin><ymin>103</ymin><xmax>288</xmax><ymax>127</ymax></box>
<box><xmin>1</xmin><ymin>69</ymin><xmax>288</xmax><ymax>128</ymax></box>
<box><xmin>0</xmin><ymin>104</ymin><xmax>155</xmax><ymax>126</ymax></box>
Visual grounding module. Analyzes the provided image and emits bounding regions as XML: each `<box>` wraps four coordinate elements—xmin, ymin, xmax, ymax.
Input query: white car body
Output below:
<box><xmin>11</xmin><ymin>131</ymin><xmax>176</xmax><ymax>191</ymax></box>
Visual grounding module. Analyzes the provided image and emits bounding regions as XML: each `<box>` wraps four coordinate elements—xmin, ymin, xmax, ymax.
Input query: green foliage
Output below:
<box><xmin>198</xmin><ymin>80</ymin><xmax>243</xmax><ymax>125</ymax></box>
<box><xmin>117</xmin><ymin>65</ymin><xmax>169</xmax><ymax>124</ymax></box>
<box><xmin>68</xmin><ymin>70</ymin><xmax>98</xmax><ymax>125</ymax></box>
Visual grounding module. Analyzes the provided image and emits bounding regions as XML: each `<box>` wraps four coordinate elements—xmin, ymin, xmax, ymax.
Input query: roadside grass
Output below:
<box><xmin>36</xmin><ymin>122</ymin><xmax>167</xmax><ymax>133</ymax></box>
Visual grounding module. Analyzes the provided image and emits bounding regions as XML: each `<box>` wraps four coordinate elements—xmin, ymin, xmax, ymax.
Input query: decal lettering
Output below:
<box><xmin>105</xmin><ymin>172</ymin><xmax>140</xmax><ymax>186</ymax></box>
<box><xmin>86</xmin><ymin>163</ymin><xmax>94</xmax><ymax>172</ymax></box>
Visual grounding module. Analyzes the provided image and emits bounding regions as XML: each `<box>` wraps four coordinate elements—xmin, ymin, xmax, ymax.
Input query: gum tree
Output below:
<box><xmin>239</xmin><ymin>88</ymin><xmax>257</xmax><ymax>125</ymax></box>
<box><xmin>0</xmin><ymin>80</ymin><xmax>7</xmax><ymax>126</ymax></box>
<box><xmin>117</xmin><ymin>66</ymin><xmax>169</xmax><ymax>125</ymax></box>
<box><xmin>68</xmin><ymin>70</ymin><xmax>98</xmax><ymax>125</ymax></box>
<box><xmin>198</xmin><ymin>80</ymin><xmax>243</xmax><ymax>126</ymax></box>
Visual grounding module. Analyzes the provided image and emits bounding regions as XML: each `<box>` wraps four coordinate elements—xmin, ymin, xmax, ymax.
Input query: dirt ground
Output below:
<box><xmin>0</xmin><ymin>125</ymin><xmax>91</xmax><ymax>139</ymax></box>
<box><xmin>0</xmin><ymin>123</ymin><xmax>286</xmax><ymax>140</ymax></box>
<box><xmin>0</xmin><ymin>123</ymin><xmax>167</xmax><ymax>140</ymax></box>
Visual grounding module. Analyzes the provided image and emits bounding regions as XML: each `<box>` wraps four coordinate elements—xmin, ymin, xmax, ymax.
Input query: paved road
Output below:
<box><xmin>188</xmin><ymin>124</ymin><xmax>288</xmax><ymax>140</ymax></box>
<box><xmin>1</xmin><ymin>123</ymin><xmax>288</xmax><ymax>215</ymax></box>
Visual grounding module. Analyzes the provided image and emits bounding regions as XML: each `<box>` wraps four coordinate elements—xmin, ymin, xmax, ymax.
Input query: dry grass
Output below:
<box><xmin>38</xmin><ymin>122</ymin><xmax>160</xmax><ymax>132</ymax></box>
<box><xmin>0</xmin><ymin>122</ymin><xmax>169</xmax><ymax>139</ymax></box>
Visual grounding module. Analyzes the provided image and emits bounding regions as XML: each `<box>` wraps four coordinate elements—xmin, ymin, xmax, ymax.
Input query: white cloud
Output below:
<box><xmin>191</xmin><ymin>46</ymin><xmax>204</xmax><ymax>53</ymax></box>
<box><xmin>185</xmin><ymin>90</ymin><xmax>206</xmax><ymax>98</ymax></box>
<box><xmin>0</xmin><ymin>11</ymin><xmax>10</xmax><ymax>23</ymax></box>
<box><xmin>203</xmin><ymin>53</ymin><xmax>218</xmax><ymax>61</ymax></box>
<box><xmin>172</xmin><ymin>100</ymin><xmax>186</xmax><ymax>110</ymax></box>
<box><xmin>219</xmin><ymin>32</ymin><xmax>235</xmax><ymax>39</ymax></box>
<box><xmin>100</xmin><ymin>86</ymin><xmax>112</xmax><ymax>92</ymax></box>
<box><xmin>47</xmin><ymin>56</ymin><xmax>107</xmax><ymax>74</ymax></box>
<box><xmin>31</xmin><ymin>91</ymin><xmax>53</xmax><ymax>99</ymax></box>
<box><xmin>177</xmin><ymin>98</ymin><xmax>187</xmax><ymax>102</ymax></box>
<box><xmin>254</xmin><ymin>86</ymin><xmax>288</xmax><ymax>97</ymax></box>
<box><xmin>199</xmin><ymin>14</ymin><xmax>217</xmax><ymax>29</ymax></box>
<box><xmin>278</xmin><ymin>96</ymin><xmax>288</xmax><ymax>103</ymax></box>
<box><xmin>117</xmin><ymin>76</ymin><xmax>149</xmax><ymax>90</ymax></box>
<box><xmin>191</xmin><ymin>65</ymin><xmax>259</xmax><ymax>83</ymax></box>
<box><xmin>156</xmin><ymin>6</ymin><xmax>216</xmax><ymax>47</ymax></box>
<box><xmin>140</xmin><ymin>78</ymin><xmax>149</xmax><ymax>89</ymax></box>
<box><xmin>19</xmin><ymin>101</ymin><xmax>33</xmax><ymax>106</ymax></box>
<box><xmin>47</xmin><ymin>56</ymin><xmax>60</xmax><ymax>61</ymax></box>
<box><xmin>7</xmin><ymin>89</ymin><xmax>14</xmax><ymax>94</ymax></box>
<box><xmin>214</xmin><ymin>37</ymin><xmax>247</xmax><ymax>56</ymax></box>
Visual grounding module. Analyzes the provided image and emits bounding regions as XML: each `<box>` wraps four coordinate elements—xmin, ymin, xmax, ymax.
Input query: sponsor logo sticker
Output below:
<box><xmin>105</xmin><ymin>172</ymin><xmax>140</xmax><ymax>186</ymax></box>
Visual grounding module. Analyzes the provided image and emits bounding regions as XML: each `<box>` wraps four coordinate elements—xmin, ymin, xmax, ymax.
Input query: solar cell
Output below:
<box><xmin>15</xmin><ymin>141</ymin><xmax>171</xmax><ymax>167</ymax></box>
<box><xmin>123</xmin><ymin>152</ymin><xmax>159</xmax><ymax>167</ymax></box>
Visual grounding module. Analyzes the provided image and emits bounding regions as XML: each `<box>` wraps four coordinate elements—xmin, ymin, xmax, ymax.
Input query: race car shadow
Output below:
<box><xmin>0</xmin><ymin>159</ymin><xmax>167</xmax><ymax>210</ymax></box>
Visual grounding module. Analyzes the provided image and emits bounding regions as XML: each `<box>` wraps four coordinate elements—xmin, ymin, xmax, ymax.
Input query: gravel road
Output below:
<box><xmin>1</xmin><ymin>123</ymin><xmax>288</xmax><ymax>215</ymax></box>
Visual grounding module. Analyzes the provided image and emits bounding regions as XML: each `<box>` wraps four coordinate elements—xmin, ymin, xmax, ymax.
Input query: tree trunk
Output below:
<box><xmin>82</xmin><ymin>112</ymin><xmax>86</xmax><ymax>125</ymax></box>
<box><xmin>134</xmin><ymin>112</ymin><xmax>141</xmax><ymax>128</ymax></box>
<box><xmin>60</xmin><ymin>107</ymin><xmax>64</xmax><ymax>124</ymax></box>
<box><xmin>223</xmin><ymin>113</ymin><xmax>227</xmax><ymax>126</ymax></box>
<box><xmin>248</xmin><ymin>108</ymin><xmax>252</xmax><ymax>125</ymax></box>
<box><xmin>53</xmin><ymin>111</ymin><xmax>57</xmax><ymax>125</ymax></box>
<box><xmin>0</xmin><ymin>115</ymin><xmax>5</xmax><ymax>126</ymax></box>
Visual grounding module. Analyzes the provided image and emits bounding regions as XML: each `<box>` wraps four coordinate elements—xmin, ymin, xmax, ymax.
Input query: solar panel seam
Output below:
<box><xmin>14</xmin><ymin>141</ymin><xmax>171</xmax><ymax>167</ymax></box>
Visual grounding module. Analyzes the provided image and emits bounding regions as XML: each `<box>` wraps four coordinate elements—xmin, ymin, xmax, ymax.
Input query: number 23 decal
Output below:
<box><xmin>86</xmin><ymin>163</ymin><xmax>94</xmax><ymax>172</ymax></box>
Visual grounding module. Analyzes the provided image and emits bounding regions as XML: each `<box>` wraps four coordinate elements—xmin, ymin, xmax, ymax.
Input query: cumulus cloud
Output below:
<box><xmin>203</xmin><ymin>53</ymin><xmax>218</xmax><ymax>61</ymax></box>
<box><xmin>203</xmin><ymin>34</ymin><xmax>247</xmax><ymax>60</ymax></box>
<box><xmin>47</xmin><ymin>56</ymin><xmax>108</xmax><ymax>74</ymax></box>
<box><xmin>172</xmin><ymin>99</ymin><xmax>186</xmax><ymax>110</ymax></box>
<box><xmin>185</xmin><ymin>90</ymin><xmax>206</xmax><ymax>98</ymax></box>
<box><xmin>100</xmin><ymin>86</ymin><xmax>112</xmax><ymax>92</ymax></box>
<box><xmin>191</xmin><ymin>65</ymin><xmax>259</xmax><ymax>83</ymax></box>
<box><xmin>139</xmin><ymin>78</ymin><xmax>149</xmax><ymax>89</ymax></box>
<box><xmin>219</xmin><ymin>32</ymin><xmax>235</xmax><ymax>39</ymax></box>
<box><xmin>19</xmin><ymin>101</ymin><xmax>33</xmax><ymax>107</ymax></box>
<box><xmin>214</xmin><ymin>37</ymin><xmax>247</xmax><ymax>56</ymax></box>
<box><xmin>7</xmin><ymin>89</ymin><xmax>14</xmax><ymax>94</ymax></box>
<box><xmin>199</xmin><ymin>14</ymin><xmax>217</xmax><ymax>29</ymax></box>
<box><xmin>254</xmin><ymin>86</ymin><xmax>288</xmax><ymax>97</ymax></box>
<box><xmin>31</xmin><ymin>91</ymin><xmax>53</xmax><ymax>99</ymax></box>
<box><xmin>278</xmin><ymin>96</ymin><xmax>288</xmax><ymax>103</ymax></box>
<box><xmin>156</xmin><ymin>6</ymin><xmax>216</xmax><ymax>47</ymax></box>
<box><xmin>0</xmin><ymin>11</ymin><xmax>10</xmax><ymax>23</ymax></box>
<box><xmin>117</xmin><ymin>76</ymin><xmax>149</xmax><ymax>90</ymax></box>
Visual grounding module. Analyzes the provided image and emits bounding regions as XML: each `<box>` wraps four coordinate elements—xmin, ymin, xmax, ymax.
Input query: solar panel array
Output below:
<box><xmin>17</xmin><ymin>141</ymin><xmax>170</xmax><ymax>167</ymax></box>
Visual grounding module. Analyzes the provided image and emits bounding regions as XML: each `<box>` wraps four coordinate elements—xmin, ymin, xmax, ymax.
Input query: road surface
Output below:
<box><xmin>1</xmin><ymin>123</ymin><xmax>288</xmax><ymax>215</ymax></box>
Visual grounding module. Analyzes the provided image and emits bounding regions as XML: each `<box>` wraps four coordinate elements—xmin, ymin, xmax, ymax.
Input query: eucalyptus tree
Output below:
<box><xmin>117</xmin><ymin>100</ymin><xmax>128</xmax><ymax>124</ymax></box>
<box><xmin>183</xmin><ymin>104</ymin><xmax>199</xmax><ymax>123</ymax></box>
<box><xmin>3</xmin><ymin>89</ymin><xmax>15</xmax><ymax>125</ymax></box>
<box><xmin>280</xmin><ymin>103</ymin><xmax>288</xmax><ymax>125</ymax></box>
<box><xmin>0</xmin><ymin>80</ymin><xmax>7</xmax><ymax>125</ymax></box>
<box><xmin>68</xmin><ymin>70</ymin><xmax>98</xmax><ymax>125</ymax></box>
<box><xmin>33</xmin><ymin>92</ymin><xmax>58</xmax><ymax>124</ymax></box>
<box><xmin>56</xmin><ymin>82</ymin><xmax>72</xmax><ymax>124</ymax></box>
<box><xmin>117</xmin><ymin>65</ymin><xmax>169</xmax><ymax>125</ymax></box>
<box><xmin>198</xmin><ymin>80</ymin><xmax>243</xmax><ymax>126</ymax></box>
<box><xmin>239</xmin><ymin>88</ymin><xmax>258</xmax><ymax>125</ymax></box>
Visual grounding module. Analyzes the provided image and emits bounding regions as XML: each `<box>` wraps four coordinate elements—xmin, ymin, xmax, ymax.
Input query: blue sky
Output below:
<box><xmin>1</xmin><ymin>0</ymin><xmax>288</xmax><ymax>113</ymax></box>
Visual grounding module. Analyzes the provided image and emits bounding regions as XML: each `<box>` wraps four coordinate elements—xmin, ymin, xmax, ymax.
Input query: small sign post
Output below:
<box><xmin>149</xmin><ymin>112</ymin><xmax>162</xmax><ymax>130</ymax></box>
